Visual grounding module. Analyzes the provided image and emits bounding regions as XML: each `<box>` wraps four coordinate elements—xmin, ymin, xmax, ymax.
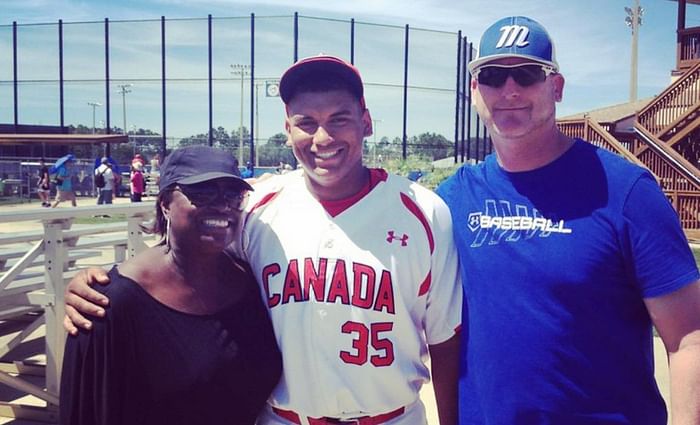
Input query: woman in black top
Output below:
<box><xmin>60</xmin><ymin>146</ymin><xmax>282</xmax><ymax>425</ymax></box>
<box><xmin>37</xmin><ymin>158</ymin><xmax>50</xmax><ymax>207</ymax></box>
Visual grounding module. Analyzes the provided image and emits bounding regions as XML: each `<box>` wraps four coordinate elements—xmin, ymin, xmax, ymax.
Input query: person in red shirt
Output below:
<box><xmin>130</xmin><ymin>162</ymin><xmax>145</xmax><ymax>202</ymax></box>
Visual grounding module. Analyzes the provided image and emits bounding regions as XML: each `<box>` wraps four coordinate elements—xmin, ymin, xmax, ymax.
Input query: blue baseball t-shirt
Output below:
<box><xmin>436</xmin><ymin>139</ymin><xmax>699</xmax><ymax>424</ymax></box>
<box><xmin>57</xmin><ymin>166</ymin><xmax>72</xmax><ymax>192</ymax></box>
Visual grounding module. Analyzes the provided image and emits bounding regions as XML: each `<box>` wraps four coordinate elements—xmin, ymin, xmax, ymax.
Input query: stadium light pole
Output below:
<box><xmin>231</xmin><ymin>64</ymin><xmax>251</xmax><ymax>166</ymax></box>
<box><xmin>131</xmin><ymin>124</ymin><xmax>138</xmax><ymax>156</ymax></box>
<box><xmin>625</xmin><ymin>0</ymin><xmax>643</xmax><ymax>102</ymax></box>
<box><xmin>372</xmin><ymin>119</ymin><xmax>383</xmax><ymax>165</ymax></box>
<box><xmin>87</xmin><ymin>101</ymin><xmax>102</xmax><ymax>134</ymax></box>
<box><xmin>255</xmin><ymin>82</ymin><xmax>262</xmax><ymax>167</ymax></box>
<box><xmin>117</xmin><ymin>84</ymin><xmax>133</xmax><ymax>135</ymax></box>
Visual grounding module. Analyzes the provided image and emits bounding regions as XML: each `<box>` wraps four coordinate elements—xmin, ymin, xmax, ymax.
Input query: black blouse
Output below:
<box><xmin>60</xmin><ymin>260</ymin><xmax>281</xmax><ymax>425</ymax></box>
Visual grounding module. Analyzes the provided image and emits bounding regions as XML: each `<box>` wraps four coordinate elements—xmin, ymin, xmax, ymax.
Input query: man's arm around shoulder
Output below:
<box><xmin>63</xmin><ymin>268</ymin><xmax>112</xmax><ymax>335</ymax></box>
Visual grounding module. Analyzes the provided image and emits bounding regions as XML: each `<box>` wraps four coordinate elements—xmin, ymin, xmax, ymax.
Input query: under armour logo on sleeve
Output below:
<box><xmin>386</xmin><ymin>231</ymin><xmax>409</xmax><ymax>246</ymax></box>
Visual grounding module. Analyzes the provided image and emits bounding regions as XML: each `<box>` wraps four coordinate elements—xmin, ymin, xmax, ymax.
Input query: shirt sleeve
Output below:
<box><xmin>424</xmin><ymin>196</ymin><xmax>463</xmax><ymax>345</ymax></box>
<box><xmin>59</xmin><ymin>314</ymin><xmax>125</xmax><ymax>425</ymax></box>
<box><xmin>622</xmin><ymin>174</ymin><xmax>700</xmax><ymax>298</ymax></box>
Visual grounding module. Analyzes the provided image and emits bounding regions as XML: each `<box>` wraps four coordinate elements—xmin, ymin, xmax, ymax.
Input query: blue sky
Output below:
<box><xmin>2</xmin><ymin>0</ymin><xmax>698</xmax><ymax>143</ymax></box>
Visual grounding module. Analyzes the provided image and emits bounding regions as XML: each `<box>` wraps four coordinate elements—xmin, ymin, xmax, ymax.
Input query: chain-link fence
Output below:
<box><xmin>0</xmin><ymin>13</ymin><xmax>490</xmax><ymax>170</ymax></box>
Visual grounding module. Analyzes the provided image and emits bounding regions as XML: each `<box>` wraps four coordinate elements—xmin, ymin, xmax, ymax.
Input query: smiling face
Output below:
<box><xmin>161</xmin><ymin>178</ymin><xmax>246</xmax><ymax>254</ymax></box>
<box><xmin>472</xmin><ymin>57</ymin><xmax>564</xmax><ymax>142</ymax></box>
<box><xmin>285</xmin><ymin>89</ymin><xmax>373</xmax><ymax>201</ymax></box>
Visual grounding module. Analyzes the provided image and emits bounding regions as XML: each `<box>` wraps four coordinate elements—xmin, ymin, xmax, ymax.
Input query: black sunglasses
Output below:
<box><xmin>174</xmin><ymin>184</ymin><xmax>249</xmax><ymax>210</ymax></box>
<box><xmin>475</xmin><ymin>63</ymin><xmax>555</xmax><ymax>88</ymax></box>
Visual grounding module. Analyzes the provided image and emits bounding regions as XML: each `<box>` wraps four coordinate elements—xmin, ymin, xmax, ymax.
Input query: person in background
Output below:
<box><xmin>436</xmin><ymin>15</ymin><xmax>700</xmax><ymax>424</ymax></box>
<box><xmin>150</xmin><ymin>153</ymin><xmax>160</xmax><ymax>172</ymax></box>
<box><xmin>241</xmin><ymin>161</ymin><xmax>254</xmax><ymax>179</ymax></box>
<box><xmin>37</xmin><ymin>158</ymin><xmax>50</xmax><ymax>207</ymax></box>
<box><xmin>51</xmin><ymin>159</ymin><xmax>77</xmax><ymax>208</ymax></box>
<box><xmin>132</xmin><ymin>153</ymin><xmax>146</xmax><ymax>170</ymax></box>
<box><xmin>130</xmin><ymin>162</ymin><xmax>145</xmax><ymax>203</ymax></box>
<box><xmin>60</xmin><ymin>146</ymin><xmax>282</xmax><ymax>425</ymax></box>
<box><xmin>95</xmin><ymin>157</ymin><xmax>115</xmax><ymax>205</ymax></box>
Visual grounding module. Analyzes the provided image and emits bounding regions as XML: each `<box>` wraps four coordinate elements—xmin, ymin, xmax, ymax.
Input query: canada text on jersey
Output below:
<box><xmin>261</xmin><ymin>258</ymin><xmax>396</xmax><ymax>314</ymax></box>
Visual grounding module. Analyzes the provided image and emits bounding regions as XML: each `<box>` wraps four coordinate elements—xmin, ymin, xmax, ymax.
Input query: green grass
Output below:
<box><xmin>693</xmin><ymin>246</ymin><xmax>700</xmax><ymax>268</ymax></box>
<box><xmin>73</xmin><ymin>213</ymin><xmax>127</xmax><ymax>225</ymax></box>
<box><xmin>0</xmin><ymin>196</ymin><xmax>32</xmax><ymax>206</ymax></box>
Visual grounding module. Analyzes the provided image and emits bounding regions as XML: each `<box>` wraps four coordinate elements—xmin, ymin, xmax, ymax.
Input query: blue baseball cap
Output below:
<box><xmin>159</xmin><ymin>146</ymin><xmax>253</xmax><ymax>191</ymax></box>
<box><xmin>468</xmin><ymin>16</ymin><xmax>558</xmax><ymax>75</ymax></box>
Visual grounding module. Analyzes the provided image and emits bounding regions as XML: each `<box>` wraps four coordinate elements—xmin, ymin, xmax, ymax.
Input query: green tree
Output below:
<box><xmin>257</xmin><ymin>132</ymin><xmax>295</xmax><ymax>166</ymax></box>
<box><xmin>177</xmin><ymin>133</ymin><xmax>209</xmax><ymax>148</ymax></box>
<box><xmin>409</xmin><ymin>132</ymin><xmax>452</xmax><ymax>160</ymax></box>
<box><xmin>131</xmin><ymin>128</ymin><xmax>163</xmax><ymax>160</ymax></box>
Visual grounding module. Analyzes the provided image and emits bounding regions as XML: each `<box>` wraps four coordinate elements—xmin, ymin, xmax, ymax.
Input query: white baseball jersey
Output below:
<box><xmin>242</xmin><ymin>169</ymin><xmax>461</xmax><ymax>420</ymax></box>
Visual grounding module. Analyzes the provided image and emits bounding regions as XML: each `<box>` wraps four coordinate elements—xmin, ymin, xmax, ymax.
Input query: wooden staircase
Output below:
<box><xmin>558</xmin><ymin>62</ymin><xmax>700</xmax><ymax>239</ymax></box>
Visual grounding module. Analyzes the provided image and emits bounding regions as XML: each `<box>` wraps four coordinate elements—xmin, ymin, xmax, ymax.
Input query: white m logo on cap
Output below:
<box><xmin>495</xmin><ymin>25</ymin><xmax>530</xmax><ymax>48</ymax></box>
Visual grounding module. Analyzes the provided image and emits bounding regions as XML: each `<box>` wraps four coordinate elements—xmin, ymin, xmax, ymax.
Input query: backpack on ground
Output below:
<box><xmin>95</xmin><ymin>170</ymin><xmax>106</xmax><ymax>188</ymax></box>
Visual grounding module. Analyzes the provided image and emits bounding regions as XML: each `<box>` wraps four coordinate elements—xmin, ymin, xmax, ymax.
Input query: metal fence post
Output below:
<box><xmin>13</xmin><ymin>21</ymin><xmax>18</xmax><ymax>131</ymax></box>
<box><xmin>402</xmin><ymin>24</ymin><xmax>409</xmax><ymax>160</ymax></box>
<box><xmin>453</xmin><ymin>31</ymin><xmax>462</xmax><ymax>163</ymax></box>
<box><xmin>293</xmin><ymin>12</ymin><xmax>298</xmax><ymax>62</ymax></box>
<box><xmin>161</xmin><ymin>16</ymin><xmax>167</xmax><ymax>157</ymax></box>
<box><xmin>59</xmin><ymin>20</ymin><xmax>65</xmax><ymax>130</ymax></box>
<box><xmin>250</xmin><ymin>13</ymin><xmax>256</xmax><ymax>169</ymax></box>
<box><xmin>462</xmin><ymin>38</ymin><xmax>469</xmax><ymax>163</ymax></box>
<box><xmin>208</xmin><ymin>14</ymin><xmax>213</xmax><ymax>147</ymax></box>
<box><xmin>104</xmin><ymin>18</ymin><xmax>112</xmax><ymax>157</ymax></box>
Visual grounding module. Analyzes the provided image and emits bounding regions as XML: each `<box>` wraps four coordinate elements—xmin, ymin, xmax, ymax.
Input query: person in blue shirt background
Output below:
<box><xmin>51</xmin><ymin>158</ymin><xmax>77</xmax><ymax>208</ymax></box>
<box><xmin>437</xmin><ymin>16</ymin><xmax>700</xmax><ymax>424</ymax></box>
<box><xmin>241</xmin><ymin>161</ymin><xmax>254</xmax><ymax>179</ymax></box>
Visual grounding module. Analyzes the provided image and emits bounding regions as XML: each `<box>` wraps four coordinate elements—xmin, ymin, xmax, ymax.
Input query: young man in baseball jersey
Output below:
<box><xmin>437</xmin><ymin>16</ymin><xmax>700</xmax><ymax>424</ymax></box>
<box><xmin>63</xmin><ymin>55</ymin><xmax>462</xmax><ymax>425</ymax></box>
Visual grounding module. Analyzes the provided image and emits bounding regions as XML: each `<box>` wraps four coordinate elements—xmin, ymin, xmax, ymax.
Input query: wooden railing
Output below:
<box><xmin>558</xmin><ymin>116</ymin><xmax>700</xmax><ymax>237</ymax></box>
<box><xmin>669</xmin><ymin>190</ymin><xmax>700</xmax><ymax>239</ymax></box>
<box><xmin>560</xmin><ymin>51</ymin><xmax>700</xmax><ymax>238</ymax></box>
<box><xmin>634</xmin><ymin>124</ymin><xmax>700</xmax><ymax>236</ymax></box>
<box><xmin>678</xmin><ymin>26</ymin><xmax>700</xmax><ymax>72</ymax></box>
<box><xmin>0</xmin><ymin>203</ymin><xmax>154</xmax><ymax>422</ymax></box>
<box><xmin>557</xmin><ymin>117</ymin><xmax>649</xmax><ymax>171</ymax></box>
<box><xmin>633</xmin><ymin>123</ymin><xmax>700</xmax><ymax>191</ymax></box>
<box><xmin>637</xmin><ymin>61</ymin><xmax>700</xmax><ymax>135</ymax></box>
<box><xmin>558</xmin><ymin>119</ymin><xmax>611</xmax><ymax>139</ymax></box>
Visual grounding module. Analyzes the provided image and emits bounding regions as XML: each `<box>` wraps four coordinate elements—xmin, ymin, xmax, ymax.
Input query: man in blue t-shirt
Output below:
<box><xmin>436</xmin><ymin>16</ymin><xmax>700</xmax><ymax>424</ymax></box>
<box><xmin>51</xmin><ymin>161</ymin><xmax>77</xmax><ymax>208</ymax></box>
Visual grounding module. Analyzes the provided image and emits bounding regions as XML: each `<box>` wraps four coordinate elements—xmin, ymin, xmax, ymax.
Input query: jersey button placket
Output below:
<box><xmin>315</xmin><ymin>223</ymin><xmax>339</xmax><ymax>412</ymax></box>
<box><xmin>320</xmin><ymin>223</ymin><xmax>337</xmax><ymax>255</ymax></box>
